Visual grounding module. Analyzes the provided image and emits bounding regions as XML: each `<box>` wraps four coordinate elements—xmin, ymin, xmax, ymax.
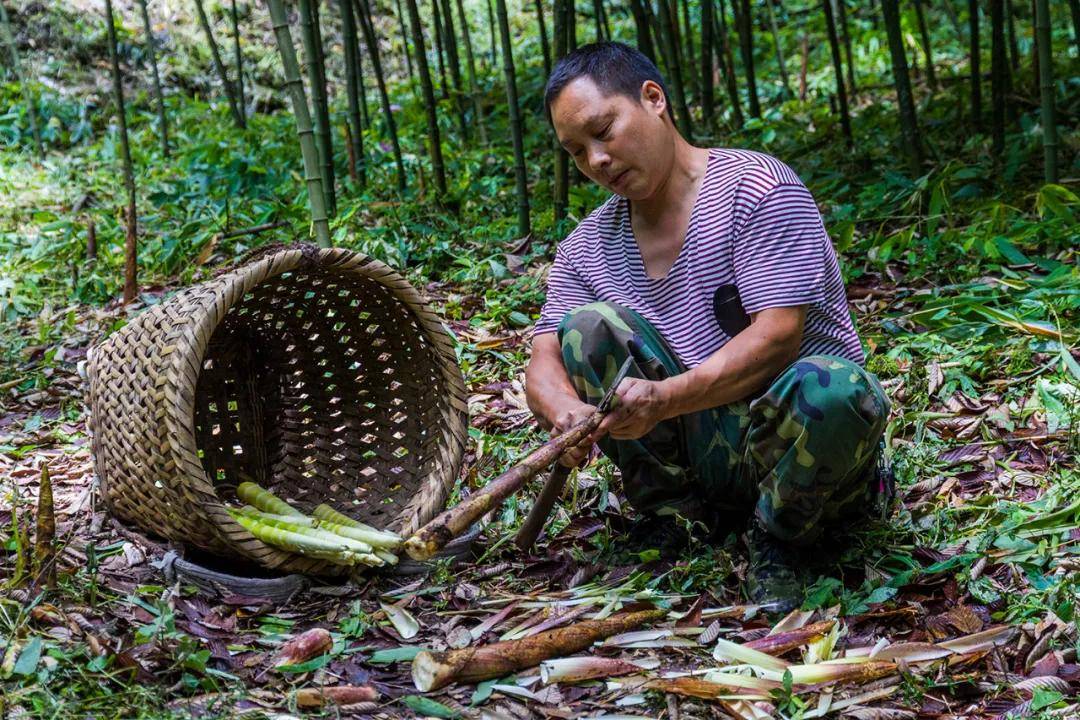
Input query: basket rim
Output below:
<box><xmin>155</xmin><ymin>246</ymin><xmax>468</xmax><ymax>572</ymax></box>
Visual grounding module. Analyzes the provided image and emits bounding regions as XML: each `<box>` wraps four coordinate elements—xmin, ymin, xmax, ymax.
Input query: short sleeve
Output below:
<box><xmin>732</xmin><ymin>182</ymin><xmax>830</xmax><ymax>314</ymax></box>
<box><xmin>534</xmin><ymin>245</ymin><xmax>596</xmax><ymax>336</ymax></box>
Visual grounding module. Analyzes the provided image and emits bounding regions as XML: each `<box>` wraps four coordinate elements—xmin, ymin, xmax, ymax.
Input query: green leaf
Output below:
<box><xmin>400</xmin><ymin>695</ymin><xmax>461</xmax><ymax>718</ymax></box>
<box><xmin>866</xmin><ymin>585</ymin><xmax>898</xmax><ymax>605</ymax></box>
<box><xmin>368</xmin><ymin>646</ymin><xmax>429</xmax><ymax>664</ymax></box>
<box><xmin>992</xmin><ymin>237</ymin><xmax>1031</xmax><ymax>266</ymax></box>
<box><xmin>1031</xmin><ymin>687</ymin><xmax>1065</xmax><ymax>711</ymax></box>
<box><xmin>471</xmin><ymin>678</ymin><xmax>498</xmax><ymax>705</ymax></box>
<box><xmin>12</xmin><ymin>636</ymin><xmax>43</xmax><ymax>676</ymax></box>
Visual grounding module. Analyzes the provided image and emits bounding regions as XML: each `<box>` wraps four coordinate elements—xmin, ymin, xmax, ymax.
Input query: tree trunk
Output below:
<box><xmin>136</xmin><ymin>0</ymin><xmax>169</xmax><ymax>157</ymax></box>
<box><xmin>701</xmin><ymin>0</ymin><xmax>715</xmax><ymax>130</ymax></box>
<box><xmin>553</xmin><ymin>0</ymin><xmax>569</xmax><ymax>229</ymax></box>
<box><xmin>716</xmin><ymin>0</ymin><xmax>744</xmax><ymax>127</ymax></box>
<box><xmin>568</xmin><ymin>0</ymin><xmax>577</xmax><ymax>50</ymax></box>
<box><xmin>230</xmin><ymin>0</ymin><xmax>244</xmax><ymax>116</ymax></box>
<box><xmin>104</xmin><ymin>0</ymin><xmax>138</xmax><ymax>303</ymax></box>
<box><xmin>494</xmin><ymin>0</ymin><xmax>530</xmax><ymax>237</ymax></box>
<box><xmin>822</xmin><ymin>0</ymin><xmax>853</xmax><ymax>146</ymax></box>
<box><xmin>629</xmin><ymin>0</ymin><xmax>655</xmax><ymax>61</ymax></box>
<box><xmin>431</xmin><ymin>0</ymin><xmax>449</xmax><ymax>99</ymax></box>
<box><xmin>766</xmin><ymin>0</ymin><xmax>791</xmax><ymax>96</ymax></box>
<box><xmin>193</xmin><ymin>0</ymin><xmax>246</xmax><ymax>128</ymax></box>
<box><xmin>355</xmin><ymin>29</ymin><xmax>370</xmax><ymax>131</ymax></box>
<box><xmin>969</xmin><ymin>0</ymin><xmax>981</xmax><ymax>130</ymax></box>
<box><xmin>735</xmin><ymin>0</ymin><xmax>760</xmax><ymax>117</ymax></box>
<box><xmin>1070</xmin><ymin>0</ymin><xmax>1080</xmax><ymax>56</ymax></box>
<box><xmin>536</xmin><ymin>0</ymin><xmax>551</xmax><ymax>77</ymax></box>
<box><xmin>912</xmin><ymin>0</ymin><xmax>937</xmax><ymax>91</ymax></box>
<box><xmin>357</xmin><ymin>0</ymin><xmax>406</xmax><ymax>189</ymax></box>
<box><xmin>299</xmin><ymin>0</ymin><xmax>335</xmax><ymax>215</ymax></box>
<box><xmin>881</xmin><ymin>0</ymin><xmax>923</xmax><ymax>175</ymax></box>
<box><xmin>439</xmin><ymin>0</ymin><xmax>469</xmax><ymax>138</ymax></box>
<box><xmin>836</xmin><ymin>0</ymin><xmax>856</xmax><ymax>98</ymax></box>
<box><xmin>655</xmin><ymin>0</ymin><xmax>693</xmax><ymax>137</ymax></box>
<box><xmin>798</xmin><ymin>32</ymin><xmax>808</xmax><ymax>100</ymax></box>
<box><xmin>0</xmin><ymin>3</ymin><xmax>43</xmax><ymax>159</ymax></box>
<box><xmin>453</xmin><ymin>0</ymin><xmax>487</xmax><ymax>143</ymax></box>
<box><xmin>404</xmin><ymin>0</ymin><xmax>448</xmax><ymax>195</ymax></box>
<box><xmin>680</xmin><ymin>0</ymin><xmax>698</xmax><ymax>98</ymax></box>
<box><xmin>990</xmin><ymin>0</ymin><xmax>1007</xmax><ymax>155</ymax></box>
<box><xmin>592</xmin><ymin>0</ymin><xmax>605</xmax><ymax>41</ymax></box>
<box><xmin>265</xmin><ymin>0</ymin><xmax>331</xmax><ymax>246</ymax></box>
<box><xmin>393</xmin><ymin>0</ymin><xmax>415</xmax><ymax>82</ymax></box>
<box><xmin>1034</xmin><ymin>0</ymin><xmax>1057</xmax><ymax>182</ymax></box>
<box><xmin>487</xmin><ymin>0</ymin><xmax>498</xmax><ymax>67</ymax></box>
<box><xmin>1006</xmin><ymin>0</ymin><xmax>1019</xmax><ymax>72</ymax></box>
<box><xmin>341</xmin><ymin>0</ymin><xmax>366</xmax><ymax>186</ymax></box>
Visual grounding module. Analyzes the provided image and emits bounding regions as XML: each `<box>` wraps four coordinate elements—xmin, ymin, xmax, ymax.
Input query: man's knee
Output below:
<box><xmin>556</xmin><ymin>302</ymin><xmax>636</xmax><ymax>366</ymax></box>
<box><xmin>777</xmin><ymin>355</ymin><xmax>889</xmax><ymax>433</ymax></box>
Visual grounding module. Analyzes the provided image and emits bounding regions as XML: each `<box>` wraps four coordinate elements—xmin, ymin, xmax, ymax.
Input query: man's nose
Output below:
<box><xmin>587</xmin><ymin>146</ymin><xmax>610</xmax><ymax>173</ymax></box>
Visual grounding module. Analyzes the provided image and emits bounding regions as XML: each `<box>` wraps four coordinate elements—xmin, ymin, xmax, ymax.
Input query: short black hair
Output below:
<box><xmin>543</xmin><ymin>41</ymin><xmax>674</xmax><ymax>123</ymax></box>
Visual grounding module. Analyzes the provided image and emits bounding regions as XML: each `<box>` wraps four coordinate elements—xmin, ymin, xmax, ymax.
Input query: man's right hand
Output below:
<box><xmin>550</xmin><ymin>400</ymin><xmax>599</xmax><ymax>468</ymax></box>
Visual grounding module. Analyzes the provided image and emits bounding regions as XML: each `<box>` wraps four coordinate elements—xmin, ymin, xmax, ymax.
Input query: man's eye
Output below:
<box><xmin>597</xmin><ymin>123</ymin><xmax>612</xmax><ymax>139</ymax></box>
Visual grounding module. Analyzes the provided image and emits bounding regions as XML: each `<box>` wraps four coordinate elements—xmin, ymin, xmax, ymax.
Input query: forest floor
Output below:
<box><xmin>1</xmin><ymin>236</ymin><xmax>1078</xmax><ymax>718</ymax></box>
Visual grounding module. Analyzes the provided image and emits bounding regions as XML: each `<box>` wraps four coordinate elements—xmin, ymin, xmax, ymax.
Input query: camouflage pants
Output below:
<box><xmin>557</xmin><ymin>302</ymin><xmax>890</xmax><ymax>545</ymax></box>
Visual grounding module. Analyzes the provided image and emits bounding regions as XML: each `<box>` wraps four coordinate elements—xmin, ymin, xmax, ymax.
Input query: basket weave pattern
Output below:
<box><xmin>88</xmin><ymin>247</ymin><xmax>467</xmax><ymax>574</ymax></box>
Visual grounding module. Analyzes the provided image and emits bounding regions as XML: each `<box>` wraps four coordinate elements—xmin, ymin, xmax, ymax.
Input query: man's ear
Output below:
<box><xmin>640</xmin><ymin>80</ymin><xmax>667</xmax><ymax>118</ymax></box>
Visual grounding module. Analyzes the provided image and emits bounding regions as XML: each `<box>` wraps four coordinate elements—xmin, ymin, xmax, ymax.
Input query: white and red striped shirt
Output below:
<box><xmin>535</xmin><ymin>148</ymin><xmax>864</xmax><ymax>368</ymax></box>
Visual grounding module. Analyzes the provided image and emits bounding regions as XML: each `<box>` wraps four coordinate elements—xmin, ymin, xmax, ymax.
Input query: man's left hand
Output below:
<box><xmin>597</xmin><ymin>376</ymin><xmax>671</xmax><ymax>440</ymax></box>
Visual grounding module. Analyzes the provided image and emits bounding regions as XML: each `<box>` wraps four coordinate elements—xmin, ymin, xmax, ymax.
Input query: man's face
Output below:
<box><xmin>550</xmin><ymin>76</ymin><xmax>675</xmax><ymax>201</ymax></box>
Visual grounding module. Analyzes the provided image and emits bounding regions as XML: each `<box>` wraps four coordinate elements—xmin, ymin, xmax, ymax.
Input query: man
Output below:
<box><xmin>524</xmin><ymin>42</ymin><xmax>891</xmax><ymax>611</ymax></box>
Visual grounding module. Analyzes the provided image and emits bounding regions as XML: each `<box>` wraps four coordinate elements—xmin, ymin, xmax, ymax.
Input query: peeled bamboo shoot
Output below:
<box><xmin>313</xmin><ymin>503</ymin><xmax>402</xmax><ymax>547</ymax></box>
<box><xmin>244</xmin><ymin>506</ymin><xmax>402</xmax><ymax>550</ymax></box>
<box><xmin>234</xmin><ymin>507</ymin><xmax>376</xmax><ymax>554</ymax></box>
<box><xmin>237</xmin><ymin>481</ymin><xmax>304</xmax><ymax>517</ymax></box>
<box><xmin>230</xmin><ymin>512</ymin><xmax>381</xmax><ymax>566</ymax></box>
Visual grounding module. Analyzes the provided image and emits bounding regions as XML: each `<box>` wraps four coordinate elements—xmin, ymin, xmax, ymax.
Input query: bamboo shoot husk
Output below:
<box><xmin>411</xmin><ymin>608</ymin><xmax>664</xmax><ymax>691</ymax></box>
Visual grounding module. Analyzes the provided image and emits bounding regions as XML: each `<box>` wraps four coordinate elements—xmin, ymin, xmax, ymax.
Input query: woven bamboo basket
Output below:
<box><xmin>88</xmin><ymin>246</ymin><xmax>468</xmax><ymax>575</ymax></box>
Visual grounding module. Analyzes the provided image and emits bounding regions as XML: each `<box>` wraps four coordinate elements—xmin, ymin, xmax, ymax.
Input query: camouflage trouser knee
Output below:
<box><xmin>557</xmin><ymin>302</ymin><xmax>891</xmax><ymax>544</ymax></box>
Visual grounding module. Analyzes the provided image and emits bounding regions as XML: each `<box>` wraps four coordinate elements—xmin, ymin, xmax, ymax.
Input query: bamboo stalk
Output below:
<box><xmin>0</xmin><ymin>1</ymin><xmax>42</xmax><ymax>159</ymax></box>
<box><xmin>356</xmin><ymin>0</ymin><xmax>406</xmax><ymax>188</ymax></box>
<box><xmin>230</xmin><ymin>0</ymin><xmax>244</xmax><ymax>116</ymax></box>
<box><xmin>405</xmin><ymin>411</ymin><xmax>602</xmax><ymax>560</ymax></box>
<box><xmin>654</xmin><ymin>0</ymin><xmax>692</xmax><ymax>137</ymax></box>
<box><xmin>494</xmin><ymin>0</ymin><xmax>530</xmax><ymax>237</ymax></box>
<box><xmin>453</xmin><ymin>0</ymin><xmax>487</xmax><ymax>144</ymax></box>
<box><xmin>136</xmin><ymin>0</ymin><xmax>170</xmax><ymax>157</ymax></box>
<box><xmin>403</xmin><ymin>0</ymin><xmax>448</xmax><ymax>195</ymax></box>
<box><xmin>412</xmin><ymin>608</ymin><xmax>665</xmax><ymax>690</ymax></box>
<box><xmin>765</xmin><ymin>0</ymin><xmax>791</xmax><ymax>96</ymax></box>
<box><xmin>1035</xmin><ymin>0</ymin><xmax>1057</xmax><ymax>182</ymax></box>
<box><xmin>340</xmin><ymin>0</ymin><xmax>366</xmax><ymax>186</ymax></box>
<box><xmin>552</xmin><ymin>0</ymin><xmax>569</xmax><ymax>229</ymax></box>
<box><xmin>882</xmin><ymin>0</ymin><xmax>923</xmax><ymax>175</ymax></box>
<box><xmin>104</xmin><ymin>0</ymin><xmax>139</xmax><ymax>305</ymax></box>
<box><xmin>836</xmin><ymin>0</ymin><xmax>856</xmax><ymax>98</ymax></box>
<box><xmin>264</xmin><ymin>0</ymin><xmax>331</xmax><ymax>247</ymax></box>
<box><xmin>534</xmin><ymin>0</ymin><xmax>551</xmax><ymax>76</ymax></box>
<box><xmin>300</xmin><ymin>0</ymin><xmax>335</xmax><ymax>216</ymax></box>
<box><xmin>438</xmin><ymin>0</ymin><xmax>468</xmax><ymax>138</ymax></box>
<box><xmin>822</xmin><ymin>0</ymin><xmax>853</xmax><ymax>146</ymax></box>
<box><xmin>193</xmin><ymin>0</ymin><xmax>246</xmax><ymax>128</ymax></box>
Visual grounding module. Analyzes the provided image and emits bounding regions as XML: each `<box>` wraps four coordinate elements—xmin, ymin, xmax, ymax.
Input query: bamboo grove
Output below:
<box><xmin>5</xmin><ymin>0</ymin><xmax>1076</xmax><ymax>302</ymax></box>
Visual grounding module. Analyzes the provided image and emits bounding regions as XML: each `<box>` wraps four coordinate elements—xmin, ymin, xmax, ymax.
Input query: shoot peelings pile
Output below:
<box><xmin>231</xmin><ymin>481</ymin><xmax>403</xmax><ymax>567</ymax></box>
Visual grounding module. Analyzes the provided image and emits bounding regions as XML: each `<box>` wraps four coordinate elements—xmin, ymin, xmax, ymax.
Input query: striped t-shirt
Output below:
<box><xmin>535</xmin><ymin>148</ymin><xmax>864</xmax><ymax>368</ymax></box>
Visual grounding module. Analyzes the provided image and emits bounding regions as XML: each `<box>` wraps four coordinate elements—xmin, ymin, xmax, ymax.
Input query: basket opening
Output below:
<box><xmin>191</xmin><ymin>267</ymin><xmax>453</xmax><ymax>531</ymax></box>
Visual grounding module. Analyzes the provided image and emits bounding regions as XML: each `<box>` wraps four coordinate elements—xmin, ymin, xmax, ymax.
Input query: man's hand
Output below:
<box><xmin>596</xmin><ymin>376</ymin><xmax>670</xmax><ymax>440</ymax></box>
<box><xmin>551</xmin><ymin>399</ymin><xmax>600</xmax><ymax>468</ymax></box>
